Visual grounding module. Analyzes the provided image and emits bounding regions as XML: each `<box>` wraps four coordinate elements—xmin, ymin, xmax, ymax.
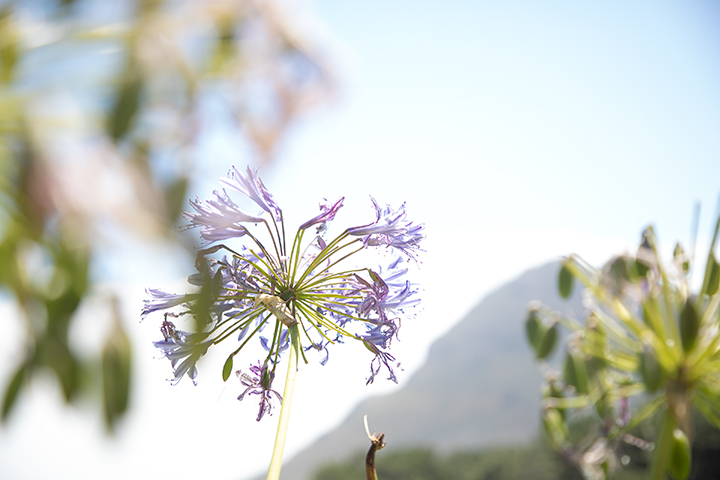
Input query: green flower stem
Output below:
<box><xmin>266</xmin><ymin>324</ymin><xmax>300</xmax><ymax>480</ymax></box>
<box><xmin>648</xmin><ymin>408</ymin><xmax>676</xmax><ymax>480</ymax></box>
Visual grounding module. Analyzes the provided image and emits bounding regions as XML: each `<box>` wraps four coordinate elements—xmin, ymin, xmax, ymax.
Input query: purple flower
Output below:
<box><xmin>362</xmin><ymin>338</ymin><xmax>399</xmax><ymax>384</ymax></box>
<box><xmin>237</xmin><ymin>361</ymin><xmax>283</xmax><ymax>421</ymax></box>
<box><xmin>299</xmin><ymin>197</ymin><xmax>345</xmax><ymax>230</ymax></box>
<box><xmin>220</xmin><ymin>166</ymin><xmax>282</xmax><ymax>222</ymax></box>
<box><xmin>142</xmin><ymin>289</ymin><xmax>193</xmax><ymax>319</ymax></box>
<box><xmin>183</xmin><ymin>189</ymin><xmax>264</xmax><ymax>242</ymax></box>
<box><xmin>348</xmin><ymin>198</ymin><xmax>425</xmax><ymax>256</ymax></box>
<box><xmin>144</xmin><ymin>165</ymin><xmax>424</xmax><ymax>418</ymax></box>
<box><xmin>153</xmin><ymin>319</ymin><xmax>211</xmax><ymax>385</ymax></box>
<box><xmin>260</xmin><ymin>328</ymin><xmax>290</xmax><ymax>354</ymax></box>
<box><xmin>304</xmin><ymin>341</ymin><xmax>330</xmax><ymax>366</ymax></box>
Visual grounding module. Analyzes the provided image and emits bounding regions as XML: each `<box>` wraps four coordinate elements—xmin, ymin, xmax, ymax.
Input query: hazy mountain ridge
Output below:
<box><xmin>269</xmin><ymin>261</ymin><xmax>585</xmax><ymax>480</ymax></box>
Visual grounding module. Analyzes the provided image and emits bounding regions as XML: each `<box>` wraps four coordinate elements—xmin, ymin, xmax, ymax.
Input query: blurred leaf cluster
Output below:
<box><xmin>0</xmin><ymin>0</ymin><xmax>334</xmax><ymax>432</ymax></box>
<box><xmin>527</xmin><ymin>208</ymin><xmax>720</xmax><ymax>479</ymax></box>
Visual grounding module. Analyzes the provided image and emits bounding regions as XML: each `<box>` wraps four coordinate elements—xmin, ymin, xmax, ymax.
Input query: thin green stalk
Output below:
<box><xmin>648</xmin><ymin>408</ymin><xmax>675</xmax><ymax>480</ymax></box>
<box><xmin>266</xmin><ymin>324</ymin><xmax>300</xmax><ymax>480</ymax></box>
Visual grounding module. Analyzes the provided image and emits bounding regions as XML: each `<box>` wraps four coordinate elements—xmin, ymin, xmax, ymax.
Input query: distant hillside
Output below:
<box><xmin>272</xmin><ymin>261</ymin><xmax>585</xmax><ymax>480</ymax></box>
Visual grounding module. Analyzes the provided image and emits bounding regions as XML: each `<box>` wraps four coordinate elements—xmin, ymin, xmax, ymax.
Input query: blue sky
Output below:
<box><xmin>2</xmin><ymin>1</ymin><xmax>720</xmax><ymax>479</ymax></box>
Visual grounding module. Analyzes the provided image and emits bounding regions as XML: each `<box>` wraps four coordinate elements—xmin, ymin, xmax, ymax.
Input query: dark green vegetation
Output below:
<box><xmin>311</xmin><ymin>413</ymin><xmax>720</xmax><ymax>480</ymax></box>
<box><xmin>312</xmin><ymin>442</ymin><xmax>640</xmax><ymax>480</ymax></box>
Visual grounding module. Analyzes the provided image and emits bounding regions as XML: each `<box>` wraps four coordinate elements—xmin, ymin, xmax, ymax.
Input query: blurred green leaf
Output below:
<box><xmin>558</xmin><ymin>264</ymin><xmax>573</xmax><ymax>299</ymax></box>
<box><xmin>1</xmin><ymin>363</ymin><xmax>25</xmax><ymax>422</ymax></box>
<box><xmin>102</xmin><ymin>310</ymin><xmax>133</xmax><ymax>433</ymax></box>
<box><xmin>107</xmin><ymin>73</ymin><xmax>142</xmax><ymax>142</ymax></box>
<box><xmin>0</xmin><ymin>6</ymin><xmax>18</xmax><ymax>85</ymax></box>
<box><xmin>164</xmin><ymin>176</ymin><xmax>189</xmax><ymax>223</ymax></box>
<box><xmin>42</xmin><ymin>333</ymin><xmax>81</xmax><ymax>402</ymax></box>
<box><xmin>205</xmin><ymin>14</ymin><xmax>237</xmax><ymax>75</ymax></box>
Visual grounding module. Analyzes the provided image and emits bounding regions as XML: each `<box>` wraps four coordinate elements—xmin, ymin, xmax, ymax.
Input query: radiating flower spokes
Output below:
<box><xmin>145</xmin><ymin>164</ymin><xmax>424</xmax><ymax>412</ymax></box>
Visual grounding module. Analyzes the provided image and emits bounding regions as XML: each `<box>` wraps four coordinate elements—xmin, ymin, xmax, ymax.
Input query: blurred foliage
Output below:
<box><xmin>527</xmin><ymin>207</ymin><xmax>720</xmax><ymax>479</ymax></box>
<box><xmin>0</xmin><ymin>0</ymin><xmax>334</xmax><ymax>432</ymax></box>
<box><xmin>312</xmin><ymin>413</ymin><xmax>720</xmax><ymax>480</ymax></box>
<box><xmin>312</xmin><ymin>441</ymin><xmax>639</xmax><ymax>480</ymax></box>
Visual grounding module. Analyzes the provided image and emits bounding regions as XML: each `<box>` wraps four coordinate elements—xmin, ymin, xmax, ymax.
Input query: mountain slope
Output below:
<box><xmin>275</xmin><ymin>261</ymin><xmax>585</xmax><ymax>480</ymax></box>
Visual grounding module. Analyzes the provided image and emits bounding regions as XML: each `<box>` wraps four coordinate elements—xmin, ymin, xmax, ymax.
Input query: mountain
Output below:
<box><xmin>273</xmin><ymin>261</ymin><xmax>585</xmax><ymax>480</ymax></box>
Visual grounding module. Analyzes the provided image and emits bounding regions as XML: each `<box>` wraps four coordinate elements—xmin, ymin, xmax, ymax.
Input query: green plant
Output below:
<box><xmin>527</xmin><ymin>206</ymin><xmax>720</xmax><ymax>480</ymax></box>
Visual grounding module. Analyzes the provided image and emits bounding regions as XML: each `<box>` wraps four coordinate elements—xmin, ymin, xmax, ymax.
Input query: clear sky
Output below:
<box><xmin>2</xmin><ymin>1</ymin><xmax>720</xmax><ymax>479</ymax></box>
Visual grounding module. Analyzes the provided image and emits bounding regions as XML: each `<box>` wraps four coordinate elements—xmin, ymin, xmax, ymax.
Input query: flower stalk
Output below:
<box><xmin>648</xmin><ymin>409</ymin><xmax>676</xmax><ymax>480</ymax></box>
<box><xmin>266</xmin><ymin>324</ymin><xmax>300</xmax><ymax>480</ymax></box>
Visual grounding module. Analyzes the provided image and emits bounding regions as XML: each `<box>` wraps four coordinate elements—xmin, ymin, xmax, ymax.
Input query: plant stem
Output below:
<box><xmin>266</xmin><ymin>324</ymin><xmax>300</xmax><ymax>480</ymax></box>
<box><xmin>648</xmin><ymin>408</ymin><xmax>675</xmax><ymax>480</ymax></box>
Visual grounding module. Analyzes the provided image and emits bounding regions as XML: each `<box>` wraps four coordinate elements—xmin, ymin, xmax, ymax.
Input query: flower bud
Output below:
<box><xmin>564</xmin><ymin>351</ymin><xmax>589</xmax><ymax>395</ymax></box>
<box><xmin>679</xmin><ymin>299</ymin><xmax>699</xmax><ymax>353</ymax></box>
<box><xmin>704</xmin><ymin>253</ymin><xmax>720</xmax><ymax>296</ymax></box>
<box><xmin>638</xmin><ymin>346</ymin><xmax>664</xmax><ymax>393</ymax></box>
<box><xmin>558</xmin><ymin>263</ymin><xmax>574</xmax><ymax>299</ymax></box>
<box><xmin>525</xmin><ymin>309</ymin><xmax>544</xmax><ymax>352</ymax></box>
<box><xmin>260</xmin><ymin>360</ymin><xmax>275</xmax><ymax>391</ymax></box>
<box><xmin>536</xmin><ymin>323</ymin><xmax>558</xmax><ymax>360</ymax></box>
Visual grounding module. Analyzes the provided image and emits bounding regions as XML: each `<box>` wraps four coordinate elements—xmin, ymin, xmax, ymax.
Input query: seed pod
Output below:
<box><xmin>536</xmin><ymin>323</ymin><xmax>558</xmax><ymax>360</ymax></box>
<box><xmin>259</xmin><ymin>361</ymin><xmax>275</xmax><ymax>390</ymax></box>
<box><xmin>542</xmin><ymin>408</ymin><xmax>568</xmax><ymax>451</ymax></box>
<box><xmin>558</xmin><ymin>264</ymin><xmax>574</xmax><ymax>299</ymax></box>
<box><xmin>679</xmin><ymin>299</ymin><xmax>699</xmax><ymax>353</ymax></box>
<box><xmin>609</xmin><ymin>256</ymin><xmax>632</xmax><ymax>282</ymax></box>
<box><xmin>525</xmin><ymin>309</ymin><xmax>544</xmax><ymax>351</ymax></box>
<box><xmin>668</xmin><ymin>428</ymin><xmax>691</xmax><ymax>480</ymax></box>
<box><xmin>705</xmin><ymin>253</ymin><xmax>720</xmax><ymax>296</ymax></box>
<box><xmin>638</xmin><ymin>347</ymin><xmax>664</xmax><ymax>393</ymax></box>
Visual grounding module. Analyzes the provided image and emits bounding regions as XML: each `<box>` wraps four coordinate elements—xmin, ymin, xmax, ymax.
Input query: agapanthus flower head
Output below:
<box><xmin>143</xmin><ymin>165</ymin><xmax>424</xmax><ymax>418</ymax></box>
